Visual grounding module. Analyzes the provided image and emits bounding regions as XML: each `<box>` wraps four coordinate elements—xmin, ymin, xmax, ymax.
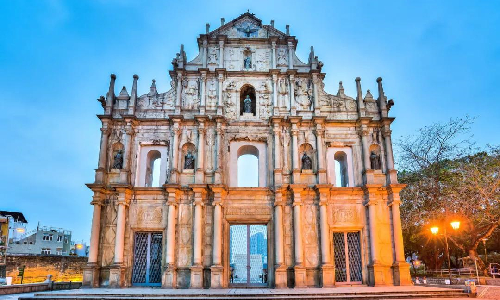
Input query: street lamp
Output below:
<box><xmin>430</xmin><ymin>221</ymin><xmax>461</xmax><ymax>283</ymax></box>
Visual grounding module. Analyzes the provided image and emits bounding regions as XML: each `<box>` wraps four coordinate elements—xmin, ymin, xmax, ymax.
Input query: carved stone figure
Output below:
<box><xmin>301</xmin><ymin>153</ymin><xmax>312</xmax><ymax>170</ymax></box>
<box><xmin>243</xmin><ymin>95</ymin><xmax>252</xmax><ymax>113</ymax></box>
<box><xmin>244</xmin><ymin>55</ymin><xmax>252</xmax><ymax>69</ymax></box>
<box><xmin>182</xmin><ymin>80</ymin><xmax>199</xmax><ymax>109</ymax></box>
<box><xmin>370</xmin><ymin>151</ymin><xmax>381</xmax><ymax>170</ymax></box>
<box><xmin>112</xmin><ymin>150</ymin><xmax>124</xmax><ymax>169</ymax></box>
<box><xmin>277</xmin><ymin>48</ymin><xmax>287</xmax><ymax>66</ymax></box>
<box><xmin>184</xmin><ymin>151</ymin><xmax>195</xmax><ymax>169</ymax></box>
<box><xmin>207</xmin><ymin>47</ymin><xmax>218</xmax><ymax>64</ymax></box>
<box><xmin>207</xmin><ymin>80</ymin><xmax>217</xmax><ymax>107</ymax></box>
<box><xmin>294</xmin><ymin>79</ymin><xmax>312</xmax><ymax>110</ymax></box>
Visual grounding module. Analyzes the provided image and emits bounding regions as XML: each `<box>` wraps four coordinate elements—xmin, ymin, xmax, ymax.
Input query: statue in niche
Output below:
<box><xmin>244</xmin><ymin>55</ymin><xmax>252</xmax><ymax>70</ymax></box>
<box><xmin>243</xmin><ymin>95</ymin><xmax>252</xmax><ymax>113</ymax></box>
<box><xmin>370</xmin><ymin>151</ymin><xmax>381</xmax><ymax>170</ymax></box>
<box><xmin>112</xmin><ymin>150</ymin><xmax>124</xmax><ymax>169</ymax></box>
<box><xmin>184</xmin><ymin>151</ymin><xmax>195</xmax><ymax>170</ymax></box>
<box><xmin>277</xmin><ymin>48</ymin><xmax>287</xmax><ymax>66</ymax></box>
<box><xmin>301</xmin><ymin>153</ymin><xmax>312</xmax><ymax>170</ymax></box>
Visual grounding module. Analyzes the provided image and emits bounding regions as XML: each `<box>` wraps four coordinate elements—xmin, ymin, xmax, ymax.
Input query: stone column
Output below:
<box><xmin>200</xmin><ymin>72</ymin><xmax>207</xmax><ymax>114</ymax></box>
<box><xmin>355</xmin><ymin>77</ymin><xmax>366</xmax><ymax>117</ymax></box>
<box><xmin>312</xmin><ymin>73</ymin><xmax>320</xmax><ymax>115</ymax></box>
<box><xmin>162</xmin><ymin>187</ymin><xmax>179</xmax><ymax>288</ymax></box>
<box><xmin>272</xmin><ymin>119</ymin><xmax>282</xmax><ymax>185</ymax></box>
<box><xmin>170</xmin><ymin>122</ymin><xmax>181</xmax><ymax>183</ymax></box>
<box><xmin>83</xmin><ymin>192</ymin><xmax>103</xmax><ymax>287</ymax></box>
<box><xmin>190</xmin><ymin>187</ymin><xmax>206</xmax><ymax>288</ymax></box>
<box><xmin>291</xmin><ymin>185</ymin><xmax>306</xmax><ymax>287</ymax></box>
<box><xmin>383</xmin><ymin>126</ymin><xmax>398</xmax><ymax>184</ymax></box>
<box><xmin>287</xmin><ymin>42</ymin><xmax>294</xmax><ymax>69</ymax></box>
<box><xmin>218</xmin><ymin>40</ymin><xmax>224</xmax><ymax>68</ymax></box>
<box><xmin>109</xmin><ymin>189</ymin><xmax>130</xmax><ymax>288</ymax></box>
<box><xmin>195</xmin><ymin>119</ymin><xmax>206</xmax><ymax>184</ymax></box>
<box><xmin>214</xmin><ymin>122</ymin><xmax>223</xmax><ymax>184</ymax></box>
<box><xmin>317</xmin><ymin>186</ymin><xmax>335</xmax><ymax>287</ymax></box>
<box><xmin>175</xmin><ymin>72</ymin><xmax>182</xmax><ymax>114</ymax></box>
<box><xmin>359</xmin><ymin>126</ymin><xmax>374</xmax><ymax>184</ymax></box>
<box><xmin>210</xmin><ymin>187</ymin><xmax>224</xmax><ymax>288</ymax></box>
<box><xmin>95</xmin><ymin>122</ymin><xmax>110</xmax><ymax>184</ymax></box>
<box><xmin>271</xmin><ymin>41</ymin><xmax>277</xmax><ymax>69</ymax></box>
<box><xmin>217</xmin><ymin>74</ymin><xmax>224</xmax><ymax>115</ymax></box>
<box><xmin>202</xmin><ymin>40</ymin><xmax>208</xmax><ymax>68</ymax></box>
<box><xmin>290</xmin><ymin>119</ymin><xmax>300</xmax><ymax>183</ymax></box>
<box><xmin>388</xmin><ymin>185</ymin><xmax>412</xmax><ymax>285</ymax></box>
<box><xmin>122</xmin><ymin>123</ymin><xmax>133</xmax><ymax>173</ymax></box>
<box><xmin>315</xmin><ymin>120</ymin><xmax>326</xmax><ymax>184</ymax></box>
<box><xmin>289</xmin><ymin>74</ymin><xmax>296</xmax><ymax>115</ymax></box>
<box><xmin>274</xmin><ymin>190</ymin><xmax>287</xmax><ymax>288</ymax></box>
<box><xmin>367</xmin><ymin>200</ymin><xmax>379</xmax><ymax>265</ymax></box>
<box><xmin>272</xmin><ymin>74</ymin><xmax>279</xmax><ymax>115</ymax></box>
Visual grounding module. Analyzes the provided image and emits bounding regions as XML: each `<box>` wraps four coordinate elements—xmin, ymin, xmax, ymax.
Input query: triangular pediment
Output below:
<box><xmin>208</xmin><ymin>12</ymin><xmax>287</xmax><ymax>39</ymax></box>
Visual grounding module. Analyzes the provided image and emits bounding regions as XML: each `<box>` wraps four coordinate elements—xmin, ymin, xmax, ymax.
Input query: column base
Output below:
<box><xmin>162</xmin><ymin>265</ymin><xmax>177</xmax><ymax>288</ymax></box>
<box><xmin>108</xmin><ymin>264</ymin><xmax>126</xmax><ymax>288</ymax></box>
<box><xmin>294</xmin><ymin>266</ymin><xmax>306</xmax><ymax>288</ymax></box>
<box><xmin>170</xmin><ymin>169</ymin><xmax>180</xmax><ymax>184</ymax></box>
<box><xmin>317</xmin><ymin>169</ymin><xmax>327</xmax><ymax>184</ymax></box>
<box><xmin>214</xmin><ymin>171</ymin><xmax>222</xmax><ymax>184</ymax></box>
<box><xmin>82</xmin><ymin>263</ymin><xmax>100</xmax><ymax>287</ymax></box>
<box><xmin>190</xmin><ymin>265</ymin><xmax>204</xmax><ymax>288</ymax></box>
<box><xmin>119</xmin><ymin>170</ymin><xmax>129</xmax><ymax>185</ymax></box>
<box><xmin>292</xmin><ymin>169</ymin><xmax>301</xmax><ymax>184</ymax></box>
<box><xmin>274</xmin><ymin>266</ymin><xmax>287</xmax><ymax>288</ymax></box>
<box><xmin>274</xmin><ymin>169</ymin><xmax>283</xmax><ymax>186</ymax></box>
<box><xmin>321</xmin><ymin>264</ymin><xmax>335</xmax><ymax>287</ymax></box>
<box><xmin>367</xmin><ymin>263</ymin><xmax>393</xmax><ymax>286</ymax></box>
<box><xmin>392</xmin><ymin>261</ymin><xmax>412</xmax><ymax>286</ymax></box>
<box><xmin>210</xmin><ymin>265</ymin><xmax>224</xmax><ymax>288</ymax></box>
<box><xmin>364</xmin><ymin>169</ymin><xmax>375</xmax><ymax>185</ymax></box>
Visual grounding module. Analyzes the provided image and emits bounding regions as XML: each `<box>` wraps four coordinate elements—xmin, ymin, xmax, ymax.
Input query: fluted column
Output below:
<box><xmin>289</xmin><ymin>74</ymin><xmax>295</xmax><ymax>115</ymax></box>
<box><xmin>312</xmin><ymin>73</ymin><xmax>320</xmax><ymax>114</ymax></box>
<box><xmin>315</xmin><ymin>121</ymin><xmax>326</xmax><ymax>183</ymax></box>
<box><xmin>193</xmin><ymin>200</ymin><xmax>203</xmax><ymax>265</ymax></box>
<box><xmin>391</xmin><ymin>201</ymin><xmax>405</xmax><ymax>262</ymax></box>
<box><xmin>214</xmin><ymin>123</ymin><xmax>223</xmax><ymax>184</ymax></box>
<box><xmin>165</xmin><ymin>202</ymin><xmax>177</xmax><ymax>265</ymax></box>
<box><xmin>122</xmin><ymin>123</ymin><xmax>133</xmax><ymax>172</ymax></box>
<box><xmin>367</xmin><ymin>200</ymin><xmax>379</xmax><ymax>264</ymax></box>
<box><xmin>360</xmin><ymin>128</ymin><xmax>371</xmax><ymax>171</ymax></box>
<box><xmin>196</xmin><ymin>121</ymin><xmax>206</xmax><ymax>183</ymax></box>
<box><xmin>319</xmin><ymin>203</ymin><xmax>329</xmax><ymax>265</ymax></box>
<box><xmin>383</xmin><ymin>128</ymin><xmax>394</xmax><ymax>170</ymax></box>
<box><xmin>170</xmin><ymin>123</ymin><xmax>181</xmax><ymax>183</ymax></box>
<box><xmin>271</xmin><ymin>41</ymin><xmax>277</xmax><ymax>69</ymax></box>
<box><xmin>272</xmin><ymin>74</ymin><xmax>278</xmax><ymax>115</ymax></box>
<box><xmin>292</xmin><ymin>190</ymin><xmax>303</xmax><ymax>266</ymax></box>
<box><xmin>217</xmin><ymin>74</ymin><xmax>224</xmax><ymax>115</ymax></box>
<box><xmin>190</xmin><ymin>187</ymin><xmax>205</xmax><ymax>288</ymax></box>
<box><xmin>274</xmin><ymin>205</ymin><xmax>284</xmax><ymax>266</ymax></box>
<box><xmin>88</xmin><ymin>196</ymin><xmax>103</xmax><ymax>264</ymax></box>
<box><xmin>273</xmin><ymin>124</ymin><xmax>281</xmax><ymax>169</ymax></box>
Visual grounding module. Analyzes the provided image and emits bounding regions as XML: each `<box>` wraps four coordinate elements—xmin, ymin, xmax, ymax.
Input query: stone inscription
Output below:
<box><xmin>225</xmin><ymin>206</ymin><xmax>271</xmax><ymax>216</ymax></box>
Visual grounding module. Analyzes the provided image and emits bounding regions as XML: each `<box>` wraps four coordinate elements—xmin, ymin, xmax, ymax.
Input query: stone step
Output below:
<box><xmin>19</xmin><ymin>291</ymin><xmax>469</xmax><ymax>300</ymax></box>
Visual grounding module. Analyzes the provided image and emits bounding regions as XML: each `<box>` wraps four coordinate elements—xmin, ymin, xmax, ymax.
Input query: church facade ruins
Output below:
<box><xmin>83</xmin><ymin>12</ymin><xmax>411</xmax><ymax>288</ymax></box>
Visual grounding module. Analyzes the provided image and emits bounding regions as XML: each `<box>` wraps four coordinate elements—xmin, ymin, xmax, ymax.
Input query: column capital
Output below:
<box><xmin>382</xmin><ymin>128</ymin><xmax>392</xmax><ymax>137</ymax></box>
<box><xmin>100</xmin><ymin>127</ymin><xmax>111</xmax><ymax>134</ymax></box>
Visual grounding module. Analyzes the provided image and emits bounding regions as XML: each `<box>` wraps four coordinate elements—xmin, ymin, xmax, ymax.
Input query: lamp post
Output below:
<box><xmin>431</xmin><ymin>221</ymin><xmax>460</xmax><ymax>283</ymax></box>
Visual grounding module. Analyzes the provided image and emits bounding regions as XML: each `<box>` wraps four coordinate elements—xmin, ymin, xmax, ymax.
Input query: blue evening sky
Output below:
<box><xmin>1</xmin><ymin>1</ymin><xmax>499</xmax><ymax>243</ymax></box>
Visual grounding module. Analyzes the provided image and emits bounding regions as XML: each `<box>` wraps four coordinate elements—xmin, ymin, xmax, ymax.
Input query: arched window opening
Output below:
<box><xmin>237</xmin><ymin>145</ymin><xmax>259</xmax><ymax>187</ymax></box>
<box><xmin>334</xmin><ymin>151</ymin><xmax>349</xmax><ymax>187</ymax></box>
<box><xmin>240</xmin><ymin>85</ymin><xmax>256</xmax><ymax>116</ymax></box>
<box><xmin>145</xmin><ymin>150</ymin><xmax>161</xmax><ymax>187</ymax></box>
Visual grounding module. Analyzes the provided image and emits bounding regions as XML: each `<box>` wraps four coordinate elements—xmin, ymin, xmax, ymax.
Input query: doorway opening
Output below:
<box><xmin>229</xmin><ymin>225</ymin><xmax>268</xmax><ymax>286</ymax></box>
<box><xmin>131</xmin><ymin>232</ymin><xmax>163</xmax><ymax>286</ymax></box>
<box><xmin>333</xmin><ymin>231</ymin><xmax>362</xmax><ymax>284</ymax></box>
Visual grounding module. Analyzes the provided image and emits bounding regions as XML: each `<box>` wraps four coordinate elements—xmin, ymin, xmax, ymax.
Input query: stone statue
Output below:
<box><xmin>243</xmin><ymin>95</ymin><xmax>252</xmax><ymax>113</ymax></box>
<box><xmin>301</xmin><ymin>153</ymin><xmax>312</xmax><ymax>170</ymax></box>
<box><xmin>112</xmin><ymin>150</ymin><xmax>124</xmax><ymax>169</ymax></box>
<box><xmin>244</xmin><ymin>55</ymin><xmax>252</xmax><ymax>69</ymax></box>
<box><xmin>370</xmin><ymin>151</ymin><xmax>381</xmax><ymax>170</ymax></box>
<box><xmin>184</xmin><ymin>151</ymin><xmax>195</xmax><ymax>169</ymax></box>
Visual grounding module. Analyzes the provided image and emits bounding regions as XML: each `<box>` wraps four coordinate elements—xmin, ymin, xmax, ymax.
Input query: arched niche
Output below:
<box><xmin>229</xmin><ymin>141</ymin><xmax>267</xmax><ymax>187</ymax></box>
<box><xmin>181</xmin><ymin>142</ymin><xmax>196</xmax><ymax>171</ymax></box>
<box><xmin>110</xmin><ymin>142</ymin><xmax>124</xmax><ymax>170</ymax></box>
<box><xmin>240</xmin><ymin>85</ymin><xmax>256</xmax><ymax>116</ymax></box>
<box><xmin>326</xmin><ymin>147</ymin><xmax>355</xmax><ymax>187</ymax></box>
<box><xmin>299</xmin><ymin>143</ymin><xmax>316</xmax><ymax>172</ymax></box>
<box><xmin>145</xmin><ymin>150</ymin><xmax>161</xmax><ymax>187</ymax></box>
<box><xmin>334</xmin><ymin>151</ymin><xmax>349</xmax><ymax>187</ymax></box>
<box><xmin>369</xmin><ymin>144</ymin><xmax>382</xmax><ymax>170</ymax></box>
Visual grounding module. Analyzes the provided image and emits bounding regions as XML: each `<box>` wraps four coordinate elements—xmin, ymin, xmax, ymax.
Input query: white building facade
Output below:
<box><xmin>83</xmin><ymin>12</ymin><xmax>411</xmax><ymax>288</ymax></box>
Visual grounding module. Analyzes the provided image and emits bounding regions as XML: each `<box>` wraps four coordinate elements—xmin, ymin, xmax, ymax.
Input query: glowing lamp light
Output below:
<box><xmin>16</xmin><ymin>228</ymin><xmax>25</xmax><ymax>233</ymax></box>
<box><xmin>430</xmin><ymin>227</ymin><xmax>439</xmax><ymax>235</ymax></box>
<box><xmin>450</xmin><ymin>221</ymin><xmax>460</xmax><ymax>230</ymax></box>
<box><xmin>76</xmin><ymin>244</ymin><xmax>83</xmax><ymax>250</ymax></box>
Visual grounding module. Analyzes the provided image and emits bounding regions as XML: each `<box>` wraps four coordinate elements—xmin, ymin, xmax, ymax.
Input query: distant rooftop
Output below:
<box><xmin>0</xmin><ymin>211</ymin><xmax>27</xmax><ymax>223</ymax></box>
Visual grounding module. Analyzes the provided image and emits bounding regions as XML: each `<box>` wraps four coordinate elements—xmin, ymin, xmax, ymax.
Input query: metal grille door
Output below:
<box><xmin>333</xmin><ymin>231</ymin><xmax>362</xmax><ymax>283</ymax></box>
<box><xmin>132</xmin><ymin>232</ymin><xmax>163</xmax><ymax>286</ymax></box>
<box><xmin>230</xmin><ymin>225</ymin><xmax>267</xmax><ymax>286</ymax></box>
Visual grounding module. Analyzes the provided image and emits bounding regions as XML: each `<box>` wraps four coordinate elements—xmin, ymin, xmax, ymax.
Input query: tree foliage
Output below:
<box><xmin>396</xmin><ymin>116</ymin><xmax>500</xmax><ymax>273</ymax></box>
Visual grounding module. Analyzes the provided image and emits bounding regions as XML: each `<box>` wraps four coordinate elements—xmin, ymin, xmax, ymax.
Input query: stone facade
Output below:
<box><xmin>83</xmin><ymin>12</ymin><xmax>411</xmax><ymax>288</ymax></box>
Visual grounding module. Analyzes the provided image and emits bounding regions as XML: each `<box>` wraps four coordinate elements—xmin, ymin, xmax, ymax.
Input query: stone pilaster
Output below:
<box><xmin>290</xmin><ymin>184</ymin><xmax>306</xmax><ymax>287</ymax></box>
<box><xmin>272</xmin><ymin>74</ymin><xmax>279</xmax><ymax>115</ymax></box>
<box><xmin>109</xmin><ymin>188</ymin><xmax>131</xmax><ymax>288</ymax></box>
<box><xmin>170</xmin><ymin>119</ymin><xmax>181</xmax><ymax>183</ymax></box>
<box><xmin>312</xmin><ymin>73</ymin><xmax>320</xmax><ymax>115</ymax></box>
<box><xmin>287</xmin><ymin>41</ymin><xmax>294</xmax><ymax>69</ymax></box>
<box><xmin>217</xmin><ymin>73</ymin><xmax>224</xmax><ymax>115</ymax></box>
<box><xmin>83</xmin><ymin>191</ymin><xmax>104</xmax><ymax>287</ymax></box>
<box><xmin>190</xmin><ymin>185</ymin><xmax>207</xmax><ymax>288</ymax></box>
<box><xmin>288</xmin><ymin>72</ymin><xmax>296</xmax><ymax>116</ymax></box>
<box><xmin>314</xmin><ymin>117</ymin><xmax>327</xmax><ymax>184</ymax></box>
<box><xmin>210</xmin><ymin>186</ymin><xmax>225</xmax><ymax>288</ymax></box>
<box><xmin>274</xmin><ymin>189</ymin><xmax>287</xmax><ymax>288</ymax></box>
<box><xmin>162</xmin><ymin>185</ymin><xmax>180</xmax><ymax>288</ymax></box>
<box><xmin>195</xmin><ymin>117</ymin><xmax>207</xmax><ymax>183</ymax></box>
<box><xmin>175</xmin><ymin>72</ymin><xmax>182</xmax><ymax>114</ymax></box>
<box><xmin>202</xmin><ymin>39</ymin><xmax>208</xmax><ymax>68</ymax></box>
<box><xmin>214</xmin><ymin>119</ymin><xmax>224</xmax><ymax>184</ymax></box>
<box><xmin>316</xmin><ymin>185</ymin><xmax>335</xmax><ymax>287</ymax></box>
<box><xmin>200</xmin><ymin>71</ymin><xmax>207</xmax><ymax>115</ymax></box>
<box><xmin>358</xmin><ymin>122</ymin><xmax>375</xmax><ymax>184</ymax></box>
<box><xmin>290</xmin><ymin>117</ymin><xmax>301</xmax><ymax>183</ymax></box>
<box><xmin>272</xmin><ymin>117</ymin><xmax>282</xmax><ymax>185</ymax></box>
<box><xmin>382</xmin><ymin>123</ymin><xmax>398</xmax><ymax>184</ymax></box>
<box><xmin>95</xmin><ymin>120</ymin><xmax>110</xmax><ymax>184</ymax></box>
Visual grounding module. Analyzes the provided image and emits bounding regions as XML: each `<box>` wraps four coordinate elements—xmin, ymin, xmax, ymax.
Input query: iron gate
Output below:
<box><xmin>333</xmin><ymin>231</ymin><xmax>362</xmax><ymax>283</ymax></box>
<box><xmin>131</xmin><ymin>232</ymin><xmax>162</xmax><ymax>286</ymax></box>
<box><xmin>229</xmin><ymin>225</ymin><xmax>268</xmax><ymax>286</ymax></box>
